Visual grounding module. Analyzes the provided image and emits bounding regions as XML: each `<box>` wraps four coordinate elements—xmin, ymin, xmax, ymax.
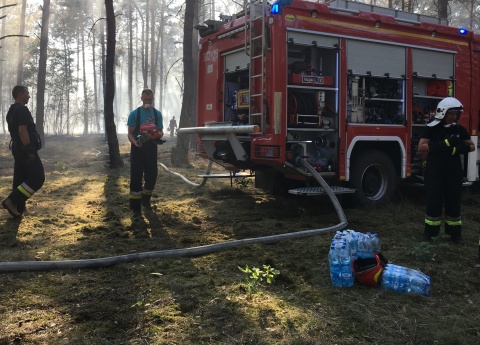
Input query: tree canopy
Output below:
<box><xmin>0</xmin><ymin>0</ymin><xmax>478</xmax><ymax>138</ymax></box>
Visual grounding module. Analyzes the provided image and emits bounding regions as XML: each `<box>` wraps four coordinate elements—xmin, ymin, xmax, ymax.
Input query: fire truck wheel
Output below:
<box><xmin>350</xmin><ymin>150</ymin><xmax>397</xmax><ymax>206</ymax></box>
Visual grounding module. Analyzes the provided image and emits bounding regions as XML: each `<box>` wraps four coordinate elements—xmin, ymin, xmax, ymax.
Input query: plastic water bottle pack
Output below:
<box><xmin>328</xmin><ymin>230</ymin><xmax>430</xmax><ymax>295</ymax></box>
<box><xmin>328</xmin><ymin>235</ymin><xmax>354</xmax><ymax>287</ymax></box>
<box><xmin>353</xmin><ymin>231</ymin><xmax>380</xmax><ymax>259</ymax></box>
<box><xmin>339</xmin><ymin>229</ymin><xmax>381</xmax><ymax>259</ymax></box>
<box><xmin>380</xmin><ymin>263</ymin><xmax>430</xmax><ymax>296</ymax></box>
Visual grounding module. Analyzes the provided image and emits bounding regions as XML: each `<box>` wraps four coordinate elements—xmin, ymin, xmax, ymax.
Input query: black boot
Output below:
<box><xmin>445</xmin><ymin>222</ymin><xmax>463</xmax><ymax>244</ymax></box>
<box><xmin>141</xmin><ymin>194</ymin><xmax>153</xmax><ymax>210</ymax></box>
<box><xmin>129</xmin><ymin>198</ymin><xmax>142</xmax><ymax>217</ymax></box>
<box><xmin>2</xmin><ymin>198</ymin><xmax>22</xmax><ymax>219</ymax></box>
<box><xmin>451</xmin><ymin>234</ymin><xmax>465</xmax><ymax>245</ymax></box>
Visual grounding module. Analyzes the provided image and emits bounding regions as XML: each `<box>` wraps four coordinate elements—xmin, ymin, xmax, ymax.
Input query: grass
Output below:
<box><xmin>0</xmin><ymin>134</ymin><xmax>479</xmax><ymax>344</ymax></box>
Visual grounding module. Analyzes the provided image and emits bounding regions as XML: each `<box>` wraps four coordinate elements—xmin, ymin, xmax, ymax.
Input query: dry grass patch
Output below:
<box><xmin>0</xmin><ymin>134</ymin><xmax>479</xmax><ymax>344</ymax></box>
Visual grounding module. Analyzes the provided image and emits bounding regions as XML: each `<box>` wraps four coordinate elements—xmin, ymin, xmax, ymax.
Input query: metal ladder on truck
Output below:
<box><xmin>244</xmin><ymin>0</ymin><xmax>268</xmax><ymax>134</ymax></box>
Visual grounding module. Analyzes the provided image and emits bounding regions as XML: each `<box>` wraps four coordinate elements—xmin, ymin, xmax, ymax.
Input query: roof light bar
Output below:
<box><xmin>271</xmin><ymin>0</ymin><xmax>293</xmax><ymax>15</ymax></box>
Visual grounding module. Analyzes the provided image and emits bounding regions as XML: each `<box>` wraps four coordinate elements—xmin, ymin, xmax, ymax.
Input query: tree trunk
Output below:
<box><xmin>158</xmin><ymin>0</ymin><xmax>165</xmax><ymax>111</ymax></box>
<box><xmin>144</xmin><ymin>0</ymin><xmax>150</xmax><ymax>88</ymax></box>
<box><xmin>468</xmin><ymin>0</ymin><xmax>474</xmax><ymax>30</ymax></box>
<box><xmin>437</xmin><ymin>0</ymin><xmax>449</xmax><ymax>20</ymax></box>
<box><xmin>92</xmin><ymin>29</ymin><xmax>100</xmax><ymax>132</ymax></box>
<box><xmin>0</xmin><ymin>0</ymin><xmax>7</xmax><ymax>134</ymax></box>
<box><xmin>191</xmin><ymin>0</ymin><xmax>199</xmax><ymax>149</ymax></box>
<box><xmin>128</xmin><ymin>2</ymin><xmax>133</xmax><ymax>111</ymax></box>
<box><xmin>172</xmin><ymin>0</ymin><xmax>196</xmax><ymax>166</ymax></box>
<box><xmin>104</xmin><ymin>0</ymin><xmax>124</xmax><ymax>168</ymax></box>
<box><xmin>100</xmin><ymin>16</ymin><xmax>106</xmax><ymax>136</ymax></box>
<box><xmin>76</xmin><ymin>27</ymin><xmax>80</xmax><ymax>131</ymax></box>
<box><xmin>82</xmin><ymin>25</ymin><xmax>89</xmax><ymax>135</ymax></box>
<box><xmin>150</xmin><ymin>0</ymin><xmax>157</xmax><ymax>101</ymax></box>
<box><xmin>35</xmin><ymin>0</ymin><xmax>50</xmax><ymax>145</ymax></box>
<box><xmin>63</xmin><ymin>38</ymin><xmax>71</xmax><ymax>135</ymax></box>
<box><xmin>16</xmin><ymin>0</ymin><xmax>26</xmax><ymax>85</ymax></box>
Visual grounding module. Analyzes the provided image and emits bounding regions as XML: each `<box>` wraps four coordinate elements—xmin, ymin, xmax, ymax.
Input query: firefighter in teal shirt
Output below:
<box><xmin>127</xmin><ymin>88</ymin><xmax>164</xmax><ymax>217</ymax></box>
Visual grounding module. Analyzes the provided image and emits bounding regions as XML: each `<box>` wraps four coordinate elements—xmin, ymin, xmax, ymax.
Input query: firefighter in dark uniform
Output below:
<box><xmin>127</xmin><ymin>88</ymin><xmax>164</xmax><ymax>217</ymax></box>
<box><xmin>2</xmin><ymin>85</ymin><xmax>45</xmax><ymax>218</ymax></box>
<box><xmin>418</xmin><ymin>97</ymin><xmax>475</xmax><ymax>244</ymax></box>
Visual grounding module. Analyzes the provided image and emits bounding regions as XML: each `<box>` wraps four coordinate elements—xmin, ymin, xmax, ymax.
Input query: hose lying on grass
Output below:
<box><xmin>158</xmin><ymin>161</ymin><xmax>213</xmax><ymax>187</ymax></box>
<box><xmin>0</xmin><ymin>158</ymin><xmax>347</xmax><ymax>273</ymax></box>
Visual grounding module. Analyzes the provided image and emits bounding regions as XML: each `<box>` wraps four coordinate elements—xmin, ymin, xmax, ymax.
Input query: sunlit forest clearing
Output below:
<box><xmin>1</xmin><ymin>0</ymin><xmax>480</xmax><ymax>344</ymax></box>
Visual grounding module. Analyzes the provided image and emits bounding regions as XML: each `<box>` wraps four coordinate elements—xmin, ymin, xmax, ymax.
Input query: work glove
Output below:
<box><xmin>446</xmin><ymin>134</ymin><xmax>470</xmax><ymax>154</ymax></box>
<box><xmin>455</xmin><ymin>141</ymin><xmax>471</xmax><ymax>154</ymax></box>
<box><xmin>428</xmin><ymin>139</ymin><xmax>456</xmax><ymax>155</ymax></box>
<box><xmin>152</xmin><ymin>138</ymin><xmax>166</xmax><ymax>145</ymax></box>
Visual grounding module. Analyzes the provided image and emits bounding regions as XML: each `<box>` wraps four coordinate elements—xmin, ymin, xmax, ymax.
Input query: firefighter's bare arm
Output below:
<box><xmin>18</xmin><ymin>125</ymin><xmax>30</xmax><ymax>146</ymax></box>
<box><xmin>18</xmin><ymin>124</ymin><xmax>36</xmax><ymax>166</ymax></box>
<box><xmin>128</xmin><ymin>126</ymin><xmax>141</xmax><ymax>148</ymax></box>
<box><xmin>466</xmin><ymin>139</ymin><xmax>475</xmax><ymax>152</ymax></box>
<box><xmin>418</xmin><ymin>138</ymin><xmax>430</xmax><ymax>152</ymax></box>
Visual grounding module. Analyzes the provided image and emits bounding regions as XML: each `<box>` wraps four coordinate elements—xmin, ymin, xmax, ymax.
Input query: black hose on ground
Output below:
<box><xmin>0</xmin><ymin>158</ymin><xmax>347</xmax><ymax>273</ymax></box>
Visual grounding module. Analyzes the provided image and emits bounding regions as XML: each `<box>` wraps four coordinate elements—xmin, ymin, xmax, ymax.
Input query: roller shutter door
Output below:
<box><xmin>412</xmin><ymin>49</ymin><xmax>454</xmax><ymax>79</ymax></box>
<box><xmin>347</xmin><ymin>40</ymin><xmax>405</xmax><ymax>78</ymax></box>
<box><xmin>287</xmin><ymin>30</ymin><xmax>339</xmax><ymax>48</ymax></box>
<box><xmin>224</xmin><ymin>50</ymin><xmax>249</xmax><ymax>72</ymax></box>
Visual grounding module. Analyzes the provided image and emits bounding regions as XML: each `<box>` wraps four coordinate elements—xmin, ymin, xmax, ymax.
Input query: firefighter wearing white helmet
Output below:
<box><xmin>418</xmin><ymin>97</ymin><xmax>475</xmax><ymax>244</ymax></box>
<box><xmin>427</xmin><ymin>97</ymin><xmax>464</xmax><ymax>127</ymax></box>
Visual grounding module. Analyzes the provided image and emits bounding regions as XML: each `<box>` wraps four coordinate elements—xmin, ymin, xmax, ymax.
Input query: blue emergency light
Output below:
<box><xmin>459</xmin><ymin>28</ymin><xmax>468</xmax><ymax>35</ymax></box>
<box><xmin>271</xmin><ymin>0</ymin><xmax>293</xmax><ymax>14</ymax></box>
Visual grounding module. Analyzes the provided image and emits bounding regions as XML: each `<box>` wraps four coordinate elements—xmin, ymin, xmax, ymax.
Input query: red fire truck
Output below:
<box><xmin>179</xmin><ymin>0</ymin><xmax>480</xmax><ymax>206</ymax></box>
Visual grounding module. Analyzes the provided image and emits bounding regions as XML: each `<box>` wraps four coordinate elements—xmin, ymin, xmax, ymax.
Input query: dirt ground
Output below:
<box><xmin>0</xmin><ymin>134</ymin><xmax>479</xmax><ymax>345</ymax></box>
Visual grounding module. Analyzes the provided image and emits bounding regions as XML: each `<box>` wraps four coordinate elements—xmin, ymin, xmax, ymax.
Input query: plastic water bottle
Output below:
<box><xmin>328</xmin><ymin>235</ymin><xmax>345</xmax><ymax>287</ymax></box>
<box><xmin>356</xmin><ymin>232</ymin><xmax>381</xmax><ymax>258</ymax></box>
<box><xmin>346</xmin><ymin>230</ymin><xmax>359</xmax><ymax>260</ymax></box>
<box><xmin>381</xmin><ymin>264</ymin><xmax>406</xmax><ymax>293</ymax></box>
<box><xmin>371</xmin><ymin>233</ymin><xmax>381</xmax><ymax>253</ymax></box>
<box><xmin>407</xmin><ymin>270</ymin><xmax>430</xmax><ymax>296</ymax></box>
<box><xmin>328</xmin><ymin>236</ymin><xmax>353</xmax><ymax>287</ymax></box>
<box><xmin>381</xmin><ymin>264</ymin><xmax>430</xmax><ymax>296</ymax></box>
<box><xmin>340</xmin><ymin>244</ymin><xmax>354</xmax><ymax>287</ymax></box>
<box><xmin>328</xmin><ymin>243</ymin><xmax>342</xmax><ymax>287</ymax></box>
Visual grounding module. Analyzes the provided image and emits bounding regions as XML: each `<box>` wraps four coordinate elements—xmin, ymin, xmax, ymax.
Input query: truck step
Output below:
<box><xmin>288</xmin><ymin>186</ymin><xmax>356</xmax><ymax>196</ymax></box>
<box><xmin>197</xmin><ymin>173</ymin><xmax>253</xmax><ymax>178</ymax></box>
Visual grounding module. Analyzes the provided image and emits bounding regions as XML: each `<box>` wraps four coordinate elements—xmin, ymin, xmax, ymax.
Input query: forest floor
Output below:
<box><xmin>0</xmin><ymin>134</ymin><xmax>479</xmax><ymax>345</ymax></box>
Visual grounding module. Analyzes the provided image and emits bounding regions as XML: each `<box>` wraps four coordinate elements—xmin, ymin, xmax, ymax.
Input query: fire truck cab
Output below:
<box><xmin>181</xmin><ymin>0</ymin><xmax>480</xmax><ymax>206</ymax></box>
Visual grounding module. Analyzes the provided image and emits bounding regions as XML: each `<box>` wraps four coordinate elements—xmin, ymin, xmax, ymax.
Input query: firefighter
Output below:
<box><xmin>127</xmin><ymin>88</ymin><xmax>164</xmax><ymax>217</ymax></box>
<box><xmin>169</xmin><ymin>116</ymin><xmax>177</xmax><ymax>138</ymax></box>
<box><xmin>418</xmin><ymin>97</ymin><xmax>475</xmax><ymax>244</ymax></box>
<box><xmin>2</xmin><ymin>85</ymin><xmax>45</xmax><ymax>219</ymax></box>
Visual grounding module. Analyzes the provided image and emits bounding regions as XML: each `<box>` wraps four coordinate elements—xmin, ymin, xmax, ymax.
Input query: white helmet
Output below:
<box><xmin>428</xmin><ymin>97</ymin><xmax>463</xmax><ymax>127</ymax></box>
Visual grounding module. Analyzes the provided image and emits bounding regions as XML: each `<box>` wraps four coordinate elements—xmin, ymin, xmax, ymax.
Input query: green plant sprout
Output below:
<box><xmin>411</xmin><ymin>238</ymin><xmax>440</xmax><ymax>262</ymax></box>
<box><xmin>54</xmin><ymin>161</ymin><xmax>68</xmax><ymax>171</ymax></box>
<box><xmin>238</xmin><ymin>264</ymin><xmax>280</xmax><ymax>294</ymax></box>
